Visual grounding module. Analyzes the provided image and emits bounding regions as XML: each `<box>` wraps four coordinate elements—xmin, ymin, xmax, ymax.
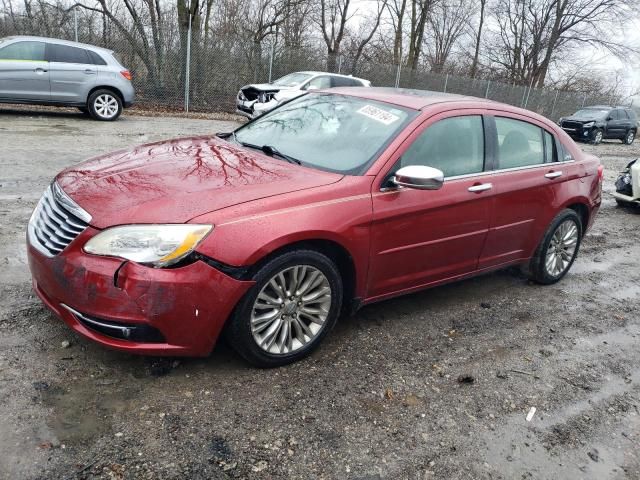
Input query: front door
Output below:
<box><xmin>0</xmin><ymin>40</ymin><xmax>49</xmax><ymax>101</ymax></box>
<box><xmin>47</xmin><ymin>43</ymin><xmax>97</xmax><ymax>104</ymax></box>
<box><xmin>367</xmin><ymin>113</ymin><xmax>493</xmax><ymax>300</ymax></box>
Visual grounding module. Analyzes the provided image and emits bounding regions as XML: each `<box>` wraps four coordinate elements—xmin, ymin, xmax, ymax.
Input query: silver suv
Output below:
<box><xmin>0</xmin><ymin>36</ymin><xmax>134</xmax><ymax>121</ymax></box>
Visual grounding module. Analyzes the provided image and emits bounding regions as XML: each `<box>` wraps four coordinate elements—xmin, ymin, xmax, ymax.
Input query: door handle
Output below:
<box><xmin>544</xmin><ymin>171</ymin><xmax>563</xmax><ymax>179</ymax></box>
<box><xmin>34</xmin><ymin>67</ymin><xmax>47</xmax><ymax>73</ymax></box>
<box><xmin>84</xmin><ymin>69</ymin><xmax>97</xmax><ymax>75</ymax></box>
<box><xmin>468</xmin><ymin>183</ymin><xmax>492</xmax><ymax>193</ymax></box>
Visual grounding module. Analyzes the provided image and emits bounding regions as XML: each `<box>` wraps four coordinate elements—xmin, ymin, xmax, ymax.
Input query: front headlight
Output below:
<box><xmin>84</xmin><ymin>224</ymin><xmax>212</xmax><ymax>267</ymax></box>
<box><xmin>583</xmin><ymin>121</ymin><xmax>595</xmax><ymax>128</ymax></box>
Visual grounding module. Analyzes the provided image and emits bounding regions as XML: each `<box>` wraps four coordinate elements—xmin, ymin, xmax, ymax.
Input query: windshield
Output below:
<box><xmin>572</xmin><ymin>108</ymin><xmax>609</xmax><ymax>119</ymax></box>
<box><xmin>234</xmin><ymin>93</ymin><xmax>415</xmax><ymax>174</ymax></box>
<box><xmin>272</xmin><ymin>72</ymin><xmax>313</xmax><ymax>87</ymax></box>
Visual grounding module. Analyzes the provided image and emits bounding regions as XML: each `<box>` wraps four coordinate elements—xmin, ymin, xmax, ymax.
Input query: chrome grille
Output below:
<box><xmin>28</xmin><ymin>183</ymin><xmax>92</xmax><ymax>256</ymax></box>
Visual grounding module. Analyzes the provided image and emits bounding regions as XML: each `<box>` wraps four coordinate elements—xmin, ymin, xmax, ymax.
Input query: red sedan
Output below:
<box><xmin>27</xmin><ymin>88</ymin><xmax>602</xmax><ymax>367</ymax></box>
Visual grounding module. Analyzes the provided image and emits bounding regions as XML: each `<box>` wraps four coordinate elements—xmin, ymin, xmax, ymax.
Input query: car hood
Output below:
<box><xmin>562</xmin><ymin>115</ymin><xmax>601</xmax><ymax>123</ymax></box>
<box><xmin>56</xmin><ymin>136</ymin><xmax>342</xmax><ymax>229</ymax></box>
<box><xmin>242</xmin><ymin>83</ymin><xmax>299</xmax><ymax>92</ymax></box>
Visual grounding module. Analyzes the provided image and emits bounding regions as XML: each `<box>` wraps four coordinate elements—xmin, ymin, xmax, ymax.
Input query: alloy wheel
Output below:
<box><xmin>94</xmin><ymin>94</ymin><xmax>119</xmax><ymax>119</ymax></box>
<box><xmin>251</xmin><ymin>265</ymin><xmax>332</xmax><ymax>355</ymax></box>
<box><xmin>594</xmin><ymin>130</ymin><xmax>603</xmax><ymax>144</ymax></box>
<box><xmin>545</xmin><ymin>219</ymin><xmax>579</xmax><ymax>277</ymax></box>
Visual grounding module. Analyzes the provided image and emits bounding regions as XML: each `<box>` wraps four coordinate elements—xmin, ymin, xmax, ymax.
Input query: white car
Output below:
<box><xmin>235</xmin><ymin>71</ymin><xmax>371</xmax><ymax>118</ymax></box>
<box><xmin>614</xmin><ymin>159</ymin><xmax>640</xmax><ymax>206</ymax></box>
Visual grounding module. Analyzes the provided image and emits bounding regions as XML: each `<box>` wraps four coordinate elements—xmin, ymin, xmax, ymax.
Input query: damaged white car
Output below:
<box><xmin>614</xmin><ymin>159</ymin><xmax>640</xmax><ymax>207</ymax></box>
<box><xmin>235</xmin><ymin>71</ymin><xmax>371</xmax><ymax>118</ymax></box>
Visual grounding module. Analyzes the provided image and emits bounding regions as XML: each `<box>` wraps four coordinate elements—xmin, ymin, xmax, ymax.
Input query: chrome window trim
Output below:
<box><xmin>379</xmin><ymin>160</ymin><xmax>575</xmax><ymax>191</ymax></box>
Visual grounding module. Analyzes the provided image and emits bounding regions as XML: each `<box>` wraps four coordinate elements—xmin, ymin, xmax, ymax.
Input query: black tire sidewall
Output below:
<box><xmin>88</xmin><ymin>89</ymin><xmax>123</xmax><ymax>121</ymax></box>
<box><xmin>529</xmin><ymin>209</ymin><xmax>582</xmax><ymax>285</ymax></box>
<box><xmin>226</xmin><ymin>249</ymin><xmax>343</xmax><ymax>367</ymax></box>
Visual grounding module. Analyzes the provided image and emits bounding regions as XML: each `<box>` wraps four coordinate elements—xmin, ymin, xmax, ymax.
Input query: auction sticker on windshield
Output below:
<box><xmin>357</xmin><ymin>105</ymin><xmax>400</xmax><ymax>125</ymax></box>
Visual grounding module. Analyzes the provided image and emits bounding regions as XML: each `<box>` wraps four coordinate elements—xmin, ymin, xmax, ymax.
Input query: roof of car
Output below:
<box><xmin>326</xmin><ymin>87</ymin><xmax>486</xmax><ymax>110</ymax></box>
<box><xmin>1</xmin><ymin>35</ymin><xmax>113</xmax><ymax>54</ymax></box>
<box><xmin>298</xmin><ymin>71</ymin><xmax>368</xmax><ymax>81</ymax></box>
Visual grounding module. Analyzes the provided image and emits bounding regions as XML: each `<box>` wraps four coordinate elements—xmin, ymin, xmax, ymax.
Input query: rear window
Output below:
<box><xmin>48</xmin><ymin>44</ymin><xmax>90</xmax><ymax>64</ymax></box>
<box><xmin>0</xmin><ymin>41</ymin><xmax>45</xmax><ymax>61</ymax></box>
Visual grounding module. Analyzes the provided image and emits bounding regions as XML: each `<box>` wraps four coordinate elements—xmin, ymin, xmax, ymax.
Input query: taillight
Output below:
<box><xmin>597</xmin><ymin>165</ymin><xmax>604</xmax><ymax>181</ymax></box>
<box><xmin>120</xmin><ymin>70</ymin><xmax>132</xmax><ymax>81</ymax></box>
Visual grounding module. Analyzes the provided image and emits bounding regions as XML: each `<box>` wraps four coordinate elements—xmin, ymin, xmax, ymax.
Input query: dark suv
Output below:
<box><xmin>559</xmin><ymin>106</ymin><xmax>637</xmax><ymax>145</ymax></box>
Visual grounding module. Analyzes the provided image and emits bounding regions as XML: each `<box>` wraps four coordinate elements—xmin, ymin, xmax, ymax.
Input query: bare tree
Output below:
<box><xmin>469</xmin><ymin>0</ymin><xmax>486</xmax><ymax>77</ymax></box>
<box><xmin>426</xmin><ymin>0</ymin><xmax>470</xmax><ymax>72</ymax></box>
<box><xmin>318</xmin><ymin>0</ymin><xmax>352</xmax><ymax>71</ymax></box>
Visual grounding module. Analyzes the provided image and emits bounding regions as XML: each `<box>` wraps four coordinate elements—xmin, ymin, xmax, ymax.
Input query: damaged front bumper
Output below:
<box><xmin>27</xmin><ymin>227</ymin><xmax>254</xmax><ymax>356</ymax></box>
<box><xmin>236</xmin><ymin>87</ymin><xmax>280</xmax><ymax>119</ymax></box>
<box><xmin>613</xmin><ymin>158</ymin><xmax>640</xmax><ymax>205</ymax></box>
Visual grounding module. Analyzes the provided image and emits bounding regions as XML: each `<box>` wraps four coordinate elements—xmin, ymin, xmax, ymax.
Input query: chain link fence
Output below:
<box><xmin>2</xmin><ymin>19</ymin><xmax>615</xmax><ymax>120</ymax></box>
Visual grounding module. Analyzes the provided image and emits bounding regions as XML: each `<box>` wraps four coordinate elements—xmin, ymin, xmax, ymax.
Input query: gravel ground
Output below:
<box><xmin>0</xmin><ymin>106</ymin><xmax>639</xmax><ymax>480</ymax></box>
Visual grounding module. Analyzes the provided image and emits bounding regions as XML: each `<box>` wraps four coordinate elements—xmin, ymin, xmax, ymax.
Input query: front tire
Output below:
<box><xmin>592</xmin><ymin>129</ymin><xmax>603</xmax><ymax>145</ymax></box>
<box><xmin>623</xmin><ymin>130</ymin><xmax>635</xmax><ymax>145</ymax></box>
<box><xmin>528</xmin><ymin>209</ymin><xmax>582</xmax><ymax>285</ymax></box>
<box><xmin>87</xmin><ymin>89</ymin><xmax>123</xmax><ymax>121</ymax></box>
<box><xmin>226</xmin><ymin>249</ymin><xmax>343</xmax><ymax>367</ymax></box>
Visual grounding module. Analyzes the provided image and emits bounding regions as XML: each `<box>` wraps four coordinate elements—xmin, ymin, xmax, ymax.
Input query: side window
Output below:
<box><xmin>495</xmin><ymin>117</ymin><xmax>545</xmax><ymax>169</ymax></box>
<box><xmin>400</xmin><ymin>115</ymin><xmax>485</xmax><ymax>177</ymax></box>
<box><xmin>331</xmin><ymin>76</ymin><xmax>358</xmax><ymax>87</ymax></box>
<box><xmin>88</xmin><ymin>50</ymin><xmax>107</xmax><ymax>66</ymax></box>
<box><xmin>0</xmin><ymin>41</ymin><xmax>45</xmax><ymax>61</ymax></box>
<box><xmin>304</xmin><ymin>76</ymin><xmax>331</xmax><ymax>90</ymax></box>
<box><xmin>48</xmin><ymin>44</ymin><xmax>90</xmax><ymax>64</ymax></box>
<box><xmin>543</xmin><ymin>131</ymin><xmax>556</xmax><ymax>162</ymax></box>
<box><xmin>609</xmin><ymin>110</ymin><xmax>620</xmax><ymax>120</ymax></box>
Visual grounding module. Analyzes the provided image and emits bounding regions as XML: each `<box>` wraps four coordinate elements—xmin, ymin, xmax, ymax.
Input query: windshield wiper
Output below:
<box><xmin>238</xmin><ymin>141</ymin><xmax>302</xmax><ymax>165</ymax></box>
<box><xmin>216</xmin><ymin>131</ymin><xmax>237</xmax><ymax>143</ymax></box>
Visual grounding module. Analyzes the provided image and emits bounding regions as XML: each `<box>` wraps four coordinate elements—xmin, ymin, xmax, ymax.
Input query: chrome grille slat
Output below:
<box><xmin>28</xmin><ymin>183</ymin><xmax>91</xmax><ymax>257</ymax></box>
<box><xmin>38</xmin><ymin>201</ymin><xmax>81</xmax><ymax>237</ymax></box>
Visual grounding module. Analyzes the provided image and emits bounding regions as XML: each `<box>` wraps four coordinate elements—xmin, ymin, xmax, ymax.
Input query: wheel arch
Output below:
<box><xmin>245</xmin><ymin>238</ymin><xmax>359</xmax><ymax>314</ymax></box>
<box><xmin>565</xmin><ymin>202</ymin><xmax>589</xmax><ymax>236</ymax></box>
<box><xmin>87</xmin><ymin>85</ymin><xmax>124</xmax><ymax>105</ymax></box>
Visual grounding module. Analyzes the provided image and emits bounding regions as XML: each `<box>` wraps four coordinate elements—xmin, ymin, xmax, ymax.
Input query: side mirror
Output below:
<box><xmin>607</xmin><ymin>116</ymin><xmax>613</xmax><ymax>121</ymax></box>
<box><xmin>393</xmin><ymin>165</ymin><xmax>444</xmax><ymax>190</ymax></box>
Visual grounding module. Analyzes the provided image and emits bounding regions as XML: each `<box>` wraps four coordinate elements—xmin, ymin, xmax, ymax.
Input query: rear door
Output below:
<box><xmin>0</xmin><ymin>40</ymin><xmax>49</xmax><ymax>101</ymax></box>
<box><xmin>478</xmin><ymin>114</ymin><xmax>580</xmax><ymax>269</ymax></box>
<box><xmin>367</xmin><ymin>112</ymin><xmax>493</xmax><ymax>299</ymax></box>
<box><xmin>46</xmin><ymin>43</ymin><xmax>97</xmax><ymax>104</ymax></box>
<box><xmin>605</xmin><ymin>109</ymin><xmax>625</xmax><ymax>139</ymax></box>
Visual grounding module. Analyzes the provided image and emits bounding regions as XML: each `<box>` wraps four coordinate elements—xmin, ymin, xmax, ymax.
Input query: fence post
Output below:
<box><xmin>485</xmin><ymin>80</ymin><xmax>490</xmax><ymax>98</ymax></box>
<box><xmin>581</xmin><ymin>94</ymin><xmax>586</xmax><ymax>107</ymax></box>
<box><xmin>395</xmin><ymin>63</ymin><xmax>401</xmax><ymax>88</ymax></box>
<box><xmin>268</xmin><ymin>41</ymin><xmax>275</xmax><ymax>83</ymax></box>
<box><xmin>184</xmin><ymin>3</ymin><xmax>192</xmax><ymax>112</ymax></box>
<box><xmin>74</xmin><ymin>7</ymin><xmax>78</xmax><ymax>42</ymax></box>
<box><xmin>338</xmin><ymin>55</ymin><xmax>342</xmax><ymax>74</ymax></box>
<box><xmin>443</xmin><ymin>73</ymin><xmax>449</xmax><ymax>93</ymax></box>
<box><xmin>550</xmin><ymin>90</ymin><xmax>559</xmax><ymax>118</ymax></box>
<box><xmin>523</xmin><ymin>77</ymin><xmax>534</xmax><ymax>108</ymax></box>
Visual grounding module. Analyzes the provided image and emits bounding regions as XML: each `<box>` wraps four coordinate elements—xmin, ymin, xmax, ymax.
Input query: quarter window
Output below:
<box><xmin>400</xmin><ymin>115</ymin><xmax>485</xmax><ymax>177</ymax></box>
<box><xmin>543</xmin><ymin>131</ymin><xmax>556</xmax><ymax>162</ymax></box>
<box><xmin>88</xmin><ymin>50</ymin><xmax>107</xmax><ymax>66</ymax></box>
<box><xmin>0</xmin><ymin>41</ymin><xmax>45</xmax><ymax>61</ymax></box>
<box><xmin>495</xmin><ymin>117</ymin><xmax>545</xmax><ymax>169</ymax></box>
<box><xmin>48</xmin><ymin>44</ymin><xmax>90</xmax><ymax>64</ymax></box>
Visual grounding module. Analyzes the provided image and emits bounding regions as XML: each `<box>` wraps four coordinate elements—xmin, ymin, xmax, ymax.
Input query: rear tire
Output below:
<box><xmin>528</xmin><ymin>209</ymin><xmax>582</xmax><ymax>285</ymax></box>
<box><xmin>623</xmin><ymin>130</ymin><xmax>635</xmax><ymax>145</ymax></box>
<box><xmin>226</xmin><ymin>249</ymin><xmax>343</xmax><ymax>367</ymax></box>
<box><xmin>87</xmin><ymin>89</ymin><xmax>123</xmax><ymax>121</ymax></box>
